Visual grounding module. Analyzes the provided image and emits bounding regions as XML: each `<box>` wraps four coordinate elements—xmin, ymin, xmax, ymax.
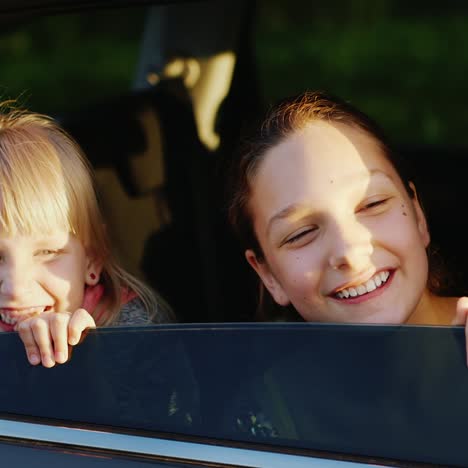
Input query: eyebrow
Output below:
<box><xmin>266</xmin><ymin>203</ymin><xmax>312</xmax><ymax>237</ymax></box>
<box><xmin>266</xmin><ymin>169</ymin><xmax>393</xmax><ymax>235</ymax></box>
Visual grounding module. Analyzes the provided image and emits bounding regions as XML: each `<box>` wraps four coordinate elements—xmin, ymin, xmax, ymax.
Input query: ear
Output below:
<box><xmin>85</xmin><ymin>255</ymin><xmax>104</xmax><ymax>286</ymax></box>
<box><xmin>245</xmin><ymin>249</ymin><xmax>290</xmax><ymax>306</ymax></box>
<box><xmin>409</xmin><ymin>182</ymin><xmax>430</xmax><ymax>248</ymax></box>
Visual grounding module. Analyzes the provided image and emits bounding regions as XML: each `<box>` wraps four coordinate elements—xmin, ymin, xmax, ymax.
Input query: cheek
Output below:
<box><xmin>43</xmin><ymin>259</ymin><xmax>87</xmax><ymax>310</ymax></box>
<box><xmin>370</xmin><ymin>209</ymin><xmax>429</xmax><ymax>291</ymax></box>
<box><xmin>368</xmin><ymin>207</ymin><xmax>426</xmax><ymax>252</ymax></box>
<box><xmin>47</xmin><ymin>258</ymin><xmax>83</xmax><ymax>282</ymax></box>
<box><xmin>272</xmin><ymin>248</ymin><xmax>325</xmax><ymax>298</ymax></box>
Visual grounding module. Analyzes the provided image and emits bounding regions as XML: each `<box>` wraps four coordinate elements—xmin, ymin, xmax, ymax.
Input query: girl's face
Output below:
<box><xmin>246</xmin><ymin>121</ymin><xmax>430</xmax><ymax>324</ymax></box>
<box><xmin>0</xmin><ymin>230</ymin><xmax>100</xmax><ymax>332</ymax></box>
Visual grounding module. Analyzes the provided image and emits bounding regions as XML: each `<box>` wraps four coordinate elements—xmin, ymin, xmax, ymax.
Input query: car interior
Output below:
<box><xmin>59</xmin><ymin>1</ymin><xmax>261</xmax><ymax>323</ymax></box>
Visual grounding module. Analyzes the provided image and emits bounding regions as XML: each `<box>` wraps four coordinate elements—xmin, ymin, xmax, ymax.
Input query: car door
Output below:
<box><xmin>0</xmin><ymin>324</ymin><xmax>467</xmax><ymax>467</ymax></box>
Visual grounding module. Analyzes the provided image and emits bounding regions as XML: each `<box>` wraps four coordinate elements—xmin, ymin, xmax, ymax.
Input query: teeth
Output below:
<box><xmin>0</xmin><ymin>312</ymin><xmax>17</xmax><ymax>325</ymax></box>
<box><xmin>357</xmin><ymin>285</ymin><xmax>366</xmax><ymax>295</ymax></box>
<box><xmin>335</xmin><ymin>271</ymin><xmax>391</xmax><ymax>299</ymax></box>
<box><xmin>365</xmin><ymin>279</ymin><xmax>376</xmax><ymax>292</ymax></box>
<box><xmin>0</xmin><ymin>307</ymin><xmax>47</xmax><ymax>325</ymax></box>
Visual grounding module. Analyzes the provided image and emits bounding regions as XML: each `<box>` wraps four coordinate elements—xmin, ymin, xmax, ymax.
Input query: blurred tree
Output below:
<box><xmin>255</xmin><ymin>0</ymin><xmax>468</xmax><ymax>146</ymax></box>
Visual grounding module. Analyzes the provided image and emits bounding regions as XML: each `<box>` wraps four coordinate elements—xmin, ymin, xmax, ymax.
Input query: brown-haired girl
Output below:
<box><xmin>228</xmin><ymin>91</ymin><xmax>468</xmax><ymax>353</ymax></box>
<box><xmin>0</xmin><ymin>104</ymin><xmax>173</xmax><ymax>367</ymax></box>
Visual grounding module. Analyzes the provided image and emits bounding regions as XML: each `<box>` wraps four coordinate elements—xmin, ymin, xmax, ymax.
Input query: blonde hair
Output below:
<box><xmin>0</xmin><ymin>102</ymin><xmax>160</xmax><ymax>325</ymax></box>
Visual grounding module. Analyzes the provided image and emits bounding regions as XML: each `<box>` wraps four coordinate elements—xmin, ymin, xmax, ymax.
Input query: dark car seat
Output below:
<box><xmin>60</xmin><ymin>79</ymin><xmax>219</xmax><ymax>322</ymax></box>
<box><xmin>57</xmin><ymin>0</ymin><xmax>264</xmax><ymax>324</ymax></box>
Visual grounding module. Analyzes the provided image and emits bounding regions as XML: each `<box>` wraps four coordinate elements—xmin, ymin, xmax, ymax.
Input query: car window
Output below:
<box><xmin>1</xmin><ymin>4</ymin><xmax>468</xmax><ymax>467</ymax></box>
<box><xmin>2</xmin><ymin>1</ymin><xmax>467</xmax><ymax>322</ymax></box>
<box><xmin>1</xmin><ymin>324</ymin><xmax>467</xmax><ymax>466</ymax></box>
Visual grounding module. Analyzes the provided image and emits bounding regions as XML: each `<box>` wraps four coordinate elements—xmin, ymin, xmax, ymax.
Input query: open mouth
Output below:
<box><xmin>334</xmin><ymin>270</ymin><xmax>392</xmax><ymax>300</ymax></box>
<box><xmin>0</xmin><ymin>306</ymin><xmax>52</xmax><ymax>331</ymax></box>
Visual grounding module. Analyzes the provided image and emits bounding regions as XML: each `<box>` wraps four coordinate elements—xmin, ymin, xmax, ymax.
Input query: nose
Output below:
<box><xmin>0</xmin><ymin>259</ymin><xmax>33</xmax><ymax>299</ymax></box>
<box><xmin>328</xmin><ymin>218</ymin><xmax>373</xmax><ymax>272</ymax></box>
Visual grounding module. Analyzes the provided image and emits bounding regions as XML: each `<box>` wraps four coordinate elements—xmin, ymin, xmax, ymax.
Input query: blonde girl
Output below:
<box><xmin>0</xmin><ymin>104</ymin><xmax>173</xmax><ymax>367</ymax></box>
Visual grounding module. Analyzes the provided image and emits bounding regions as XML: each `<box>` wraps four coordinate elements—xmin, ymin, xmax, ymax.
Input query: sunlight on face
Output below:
<box><xmin>0</xmin><ymin>230</ymin><xmax>92</xmax><ymax>332</ymax></box>
<box><xmin>246</xmin><ymin>121</ymin><xmax>431</xmax><ymax>324</ymax></box>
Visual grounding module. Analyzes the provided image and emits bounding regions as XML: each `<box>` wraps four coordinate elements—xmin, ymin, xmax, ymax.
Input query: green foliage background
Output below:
<box><xmin>256</xmin><ymin>0</ymin><xmax>468</xmax><ymax>146</ymax></box>
<box><xmin>0</xmin><ymin>1</ymin><xmax>467</xmax><ymax>146</ymax></box>
<box><xmin>0</xmin><ymin>9</ymin><xmax>144</xmax><ymax>113</ymax></box>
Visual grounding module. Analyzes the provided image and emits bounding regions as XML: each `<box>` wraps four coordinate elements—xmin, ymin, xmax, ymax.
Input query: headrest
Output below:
<box><xmin>61</xmin><ymin>94</ymin><xmax>166</xmax><ymax>197</ymax></box>
<box><xmin>127</xmin><ymin>107</ymin><xmax>165</xmax><ymax>195</ymax></box>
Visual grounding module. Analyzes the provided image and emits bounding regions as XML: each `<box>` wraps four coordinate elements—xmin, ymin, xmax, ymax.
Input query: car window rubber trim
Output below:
<box><xmin>0</xmin><ymin>418</ymin><xmax>370</xmax><ymax>468</ymax></box>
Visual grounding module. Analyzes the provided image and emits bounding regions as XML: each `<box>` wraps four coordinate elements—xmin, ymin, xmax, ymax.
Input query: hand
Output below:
<box><xmin>16</xmin><ymin>309</ymin><xmax>96</xmax><ymax>368</ymax></box>
<box><xmin>452</xmin><ymin>297</ymin><xmax>468</xmax><ymax>366</ymax></box>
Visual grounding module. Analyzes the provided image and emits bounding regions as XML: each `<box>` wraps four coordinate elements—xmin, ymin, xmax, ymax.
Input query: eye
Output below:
<box><xmin>283</xmin><ymin>227</ymin><xmax>318</xmax><ymax>246</ymax></box>
<box><xmin>359</xmin><ymin>198</ymin><xmax>390</xmax><ymax>213</ymax></box>
<box><xmin>35</xmin><ymin>249</ymin><xmax>61</xmax><ymax>258</ymax></box>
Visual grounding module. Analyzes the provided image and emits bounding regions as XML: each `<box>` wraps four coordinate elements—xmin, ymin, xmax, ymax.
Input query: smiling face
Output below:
<box><xmin>0</xmin><ymin>230</ymin><xmax>98</xmax><ymax>332</ymax></box>
<box><xmin>0</xmin><ymin>112</ymin><xmax>110</xmax><ymax>331</ymax></box>
<box><xmin>246</xmin><ymin>121</ymin><xmax>431</xmax><ymax>324</ymax></box>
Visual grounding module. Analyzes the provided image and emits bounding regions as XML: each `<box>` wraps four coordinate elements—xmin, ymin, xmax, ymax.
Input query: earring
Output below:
<box><xmin>87</xmin><ymin>272</ymin><xmax>99</xmax><ymax>285</ymax></box>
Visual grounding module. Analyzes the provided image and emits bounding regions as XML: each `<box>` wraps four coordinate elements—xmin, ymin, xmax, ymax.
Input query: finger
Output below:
<box><xmin>452</xmin><ymin>297</ymin><xmax>468</xmax><ymax>325</ymax></box>
<box><xmin>31</xmin><ymin>317</ymin><xmax>55</xmax><ymax>368</ymax></box>
<box><xmin>17</xmin><ymin>320</ymin><xmax>41</xmax><ymax>366</ymax></box>
<box><xmin>49</xmin><ymin>313</ymin><xmax>72</xmax><ymax>364</ymax></box>
<box><xmin>465</xmin><ymin>324</ymin><xmax>468</xmax><ymax>369</ymax></box>
<box><xmin>68</xmin><ymin>308</ymin><xmax>96</xmax><ymax>346</ymax></box>
<box><xmin>453</xmin><ymin>297</ymin><xmax>468</xmax><ymax>367</ymax></box>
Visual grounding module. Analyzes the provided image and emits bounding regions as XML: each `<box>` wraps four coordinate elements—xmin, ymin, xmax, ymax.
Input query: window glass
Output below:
<box><xmin>0</xmin><ymin>7</ymin><xmax>145</xmax><ymax>114</ymax></box>
<box><xmin>255</xmin><ymin>0</ymin><xmax>468</xmax><ymax>146</ymax></box>
<box><xmin>1</xmin><ymin>324</ymin><xmax>467</xmax><ymax>466</ymax></box>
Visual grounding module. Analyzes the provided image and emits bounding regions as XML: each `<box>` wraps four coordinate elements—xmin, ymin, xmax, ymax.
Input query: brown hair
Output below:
<box><xmin>0</xmin><ymin>102</ymin><xmax>161</xmax><ymax>325</ymax></box>
<box><xmin>227</xmin><ymin>91</ymin><xmax>444</xmax><ymax>317</ymax></box>
<box><xmin>229</xmin><ymin>91</ymin><xmax>413</xmax><ymax>258</ymax></box>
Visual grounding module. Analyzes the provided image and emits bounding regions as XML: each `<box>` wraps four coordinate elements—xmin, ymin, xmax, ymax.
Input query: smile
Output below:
<box><xmin>335</xmin><ymin>270</ymin><xmax>390</xmax><ymax>299</ymax></box>
<box><xmin>0</xmin><ymin>306</ymin><xmax>51</xmax><ymax>325</ymax></box>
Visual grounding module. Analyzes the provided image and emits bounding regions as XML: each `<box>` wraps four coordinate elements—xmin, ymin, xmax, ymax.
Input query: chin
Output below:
<box><xmin>362</xmin><ymin>309</ymin><xmax>411</xmax><ymax>325</ymax></box>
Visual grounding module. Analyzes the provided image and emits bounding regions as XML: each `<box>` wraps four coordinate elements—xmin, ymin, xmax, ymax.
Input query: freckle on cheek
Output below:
<box><xmin>402</xmin><ymin>212</ymin><xmax>407</xmax><ymax>216</ymax></box>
